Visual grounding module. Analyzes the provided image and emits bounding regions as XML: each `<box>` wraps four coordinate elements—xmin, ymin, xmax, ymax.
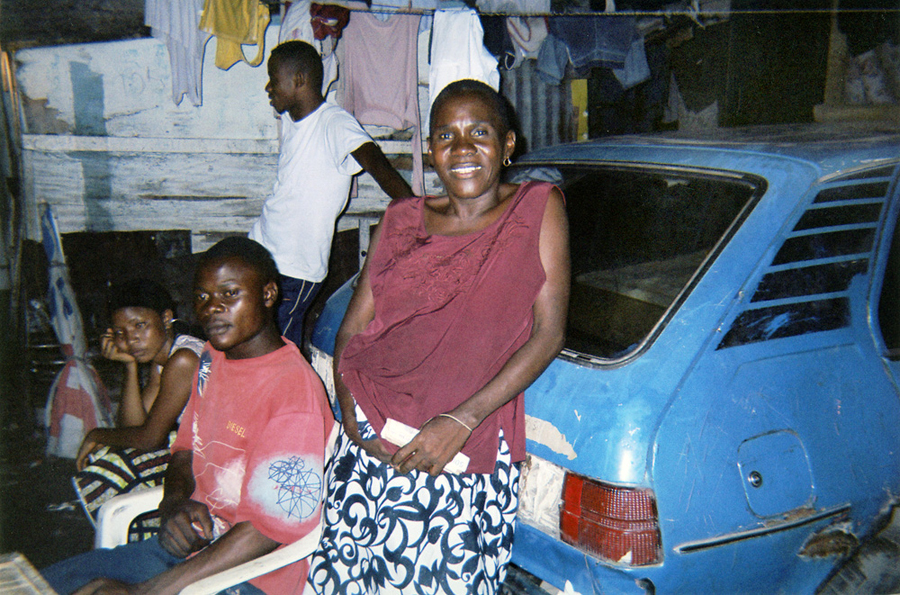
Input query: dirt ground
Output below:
<box><xmin>0</xmin><ymin>404</ymin><xmax>95</xmax><ymax>572</ymax></box>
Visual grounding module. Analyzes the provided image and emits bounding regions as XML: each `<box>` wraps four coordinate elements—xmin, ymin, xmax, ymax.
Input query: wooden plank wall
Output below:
<box><xmin>14</xmin><ymin>28</ymin><xmax>439</xmax><ymax>255</ymax></box>
<box><xmin>20</xmin><ymin>134</ymin><xmax>434</xmax><ymax>254</ymax></box>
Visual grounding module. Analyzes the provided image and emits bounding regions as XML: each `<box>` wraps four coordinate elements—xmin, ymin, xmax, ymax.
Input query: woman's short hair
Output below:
<box><xmin>197</xmin><ymin>236</ymin><xmax>280</xmax><ymax>285</ymax></box>
<box><xmin>429</xmin><ymin>79</ymin><xmax>512</xmax><ymax>138</ymax></box>
<box><xmin>107</xmin><ymin>279</ymin><xmax>176</xmax><ymax>317</ymax></box>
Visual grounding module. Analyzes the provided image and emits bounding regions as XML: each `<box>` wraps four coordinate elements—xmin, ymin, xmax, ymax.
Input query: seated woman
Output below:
<box><xmin>73</xmin><ymin>279</ymin><xmax>204</xmax><ymax>525</ymax></box>
<box><xmin>307</xmin><ymin>79</ymin><xmax>570</xmax><ymax>594</ymax></box>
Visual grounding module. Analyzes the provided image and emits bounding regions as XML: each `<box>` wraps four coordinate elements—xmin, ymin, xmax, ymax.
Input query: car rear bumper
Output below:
<box><xmin>512</xmin><ymin>511</ymin><xmax>849</xmax><ymax>594</ymax></box>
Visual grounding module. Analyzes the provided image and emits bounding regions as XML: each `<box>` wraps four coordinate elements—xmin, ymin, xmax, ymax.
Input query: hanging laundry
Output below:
<box><xmin>538</xmin><ymin>15</ymin><xmax>648</xmax><ymax>88</ymax></box>
<box><xmin>481</xmin><ymin>15</ymin><xmax>517</xmax><ymax>70</ymax></box>
<box><xmin>365</xmin><ymin>0</ymin><xmax>414</xmax><ymax>10</ymax></box>
<box><xmin>278</xmin><ymin>0</ymin><xmax>339</xmax><ymax>97</ymax></box>
<box><xmin>429</xmin><ymin>8</ymin><xmax>500</xmax><ymax>108</ymax></box>
<box><xmin>536</xmin><ymin>33</ymin><xmax>570</xmax><ymax>86</ymax></box>
<box><xmin>507</xmin><ymin>16</ymin><xmax>548</xmax><ymax>68</ymax></box>
<box><xmin>145</xmin><ymin>0</ymin><xmax>211</xmax><ymax>106</ymax></box>
<box><xmin>548</xmin><ymin>15</ymin><xmax>635</xmax><ymax>72</ymax></box>
<box><xmin>311</xmin><ymin>3</ymin><xmax>351</xmax><ymax>40</ymax></box>
<box><xmin>613</xmin><ymin>34</ymin><xmax>651</xmax><ymax>90</ymax></box>
<box><xmin>341</xmin><ymin>11</ymin><xmax>425</xmax><ymax>195</ymax></box>
<box><xmin>279</xmin><ymin>0</ymin><xmax>315</xmax><ymax>43</ymax></box>
<box><xmin>200</xmin><ymin>0</ymin><xmax>271</xmax><ymax>70</ymax></box>
<box><xmin>475</xmin><ymin>0</ymin><xmax>551</xmax><ymax>14</ymax></box>
<box><xmin>326</xmin><ymin>0</ymin><xmax>443</xmax><ymax>9</ymax></box>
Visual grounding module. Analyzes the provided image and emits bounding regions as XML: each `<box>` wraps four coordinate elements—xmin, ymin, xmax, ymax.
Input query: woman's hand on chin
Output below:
<box><xmin>100</xmin><ymin>330</ymin><xmax>136</xmax><ymax>364</ymax></box>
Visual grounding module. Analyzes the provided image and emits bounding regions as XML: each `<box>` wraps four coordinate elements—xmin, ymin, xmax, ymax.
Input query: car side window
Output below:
<box><xmin>513</xmin><ymin>165</ymin><xmax>757</xmax><ymax>361</ymax></box>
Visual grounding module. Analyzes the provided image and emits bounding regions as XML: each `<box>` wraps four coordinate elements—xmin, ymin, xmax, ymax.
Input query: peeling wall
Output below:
<box><xmin>15</xmin><ymin>34</ymin><xmax>275</xmax><ymax>139</ymax></box>
<box><xmin>14</xmin><ymin>27</ymin><xmax>429</xmax><ymax>252</ymax></box>
<box><xmin>15</xmin><ymin>30</ymin><xmax>278</xmax><ymax>251</ymax></box>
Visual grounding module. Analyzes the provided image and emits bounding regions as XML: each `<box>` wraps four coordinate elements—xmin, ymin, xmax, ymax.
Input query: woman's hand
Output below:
<box><xmin>76</xmin><ymin>429</ymin><xmax>103</xmax><ymax>471</ymax></box>
<box><xmin>392</xmin><ymin>415</ymin><xmax>471</xmax><ymax>476</ymax></box>
<box><xmin>100</xmin><ymin>329</ymin><xmax>134</xmax><ymax>364</ymax></box>
<box><xmin>359</xmin><ymin>437</ymin><xmax>394</xmax><ymax>464</ymax></box>
<box><xmin>341</xmin><ymin>416</ymin><xmax>394</xmax><ymax>464</ymax></box>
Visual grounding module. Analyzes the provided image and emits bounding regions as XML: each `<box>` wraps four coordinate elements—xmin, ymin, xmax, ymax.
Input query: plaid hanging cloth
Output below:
<box><xmin>41</xmin><ymin>205</ymin><xmax>113</xmax><ymax>459</ymax></box>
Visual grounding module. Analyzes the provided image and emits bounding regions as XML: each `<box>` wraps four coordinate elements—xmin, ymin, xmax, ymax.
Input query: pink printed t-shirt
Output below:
<box><xmin>172</xmin><ymin>340</ymin><xmax>333</xmax><ymax>594</ymax></box>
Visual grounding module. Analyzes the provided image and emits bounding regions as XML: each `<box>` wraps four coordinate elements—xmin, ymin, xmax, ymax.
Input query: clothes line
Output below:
<box><xmin>268</xmin><ymin>0</ymin><xmax>736</xmax><ymax>18</ymax></box>
<box><xmin>269</xmin><ymin>2</ymin><xmax>900</xmax><ymax>17</ymax></box>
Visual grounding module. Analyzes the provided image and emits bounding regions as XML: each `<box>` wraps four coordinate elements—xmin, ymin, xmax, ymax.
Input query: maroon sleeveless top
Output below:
<box><xmin>339</xmin><ymin>181</ymin><xmax>554</xmax><ymax>472</ymax></box>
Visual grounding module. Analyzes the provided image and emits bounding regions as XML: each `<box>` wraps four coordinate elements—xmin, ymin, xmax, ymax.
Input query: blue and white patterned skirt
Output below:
<box><xmin>307</xmin><ymin>414</ymin><xmax>520</xmax><ymax>595</ymax></box>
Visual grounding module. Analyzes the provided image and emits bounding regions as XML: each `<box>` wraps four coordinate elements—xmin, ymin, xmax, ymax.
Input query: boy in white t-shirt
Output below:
<box><xmin>249</xmin><ymin>40</ymin><xmax>413</xmax><ymax>347</ymax></box>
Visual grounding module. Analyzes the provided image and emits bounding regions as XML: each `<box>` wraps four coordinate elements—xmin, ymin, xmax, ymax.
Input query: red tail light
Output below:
<box><xmin>560</xmin><ymin>473</ymin><xmax>662</xmax><ymax>566</ymax></box>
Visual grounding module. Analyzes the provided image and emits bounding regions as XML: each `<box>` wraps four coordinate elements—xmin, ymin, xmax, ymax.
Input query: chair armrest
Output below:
<box><xmin>178</xmin><ymin>517</ymin><xmax>324</xmax><ymax>595</ymax></box>
<box><xmin>94</xmin><ymin>486</ymin><xmax>164</xmax><ymax>549</ymax></box>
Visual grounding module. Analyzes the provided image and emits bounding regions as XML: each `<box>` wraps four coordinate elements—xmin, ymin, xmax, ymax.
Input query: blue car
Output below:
<box><xmin>308</xmin><ymin>125</ymin><xmax>900</xmax><ymax>594</ymax></box>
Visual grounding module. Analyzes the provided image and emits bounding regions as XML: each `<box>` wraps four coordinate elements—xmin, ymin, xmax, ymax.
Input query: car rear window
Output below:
<box><xmin>510</xmin><ymin>165</ymin><xmax>758</xmax><ymax>361</ymax></box>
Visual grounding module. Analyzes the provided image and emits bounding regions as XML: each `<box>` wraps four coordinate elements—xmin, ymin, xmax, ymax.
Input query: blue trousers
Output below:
<box><xmin>277</xmin><ymin>275</ymin><xmax>322</xmax><ymax>348</ymax></box>
<box><xmin>41</xmin><ymin>537</ymin><xmax>264</xmax><ymax>595</ymax></box>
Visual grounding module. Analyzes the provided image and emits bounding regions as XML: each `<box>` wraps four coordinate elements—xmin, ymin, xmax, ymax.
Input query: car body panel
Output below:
<box><xmin>309</xmin><ymin>125</ymin><xmax>900</xmax><ymax>593</ymax></box>
<box><xmin>517</xmin><ymin>152</ymin><xmax>816</xmax><ymax>483</ymax></box>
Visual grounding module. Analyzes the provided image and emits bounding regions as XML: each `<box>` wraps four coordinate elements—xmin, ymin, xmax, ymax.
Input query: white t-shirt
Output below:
<box><xmin>250</xmin><ymin>102</ymin><xmax>372</xmax><ymax>282</ymax></box>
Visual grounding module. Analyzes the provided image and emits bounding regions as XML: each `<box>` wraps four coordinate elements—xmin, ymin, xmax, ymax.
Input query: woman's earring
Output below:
<box><xmin>503</xmin><ymin>156</ymin><xmax>512</xmax><ymax>167</ymax></box>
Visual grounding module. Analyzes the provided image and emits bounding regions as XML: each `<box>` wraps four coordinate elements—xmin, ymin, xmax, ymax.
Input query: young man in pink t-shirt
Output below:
<box><xmin>43</xmin><ymin>237</ymin><xmax>334</xmax><ymax>595</ymax></box>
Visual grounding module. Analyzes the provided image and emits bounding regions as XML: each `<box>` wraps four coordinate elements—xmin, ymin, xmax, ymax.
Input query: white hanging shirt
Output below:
<box><xmin>428</xmin><ymin>9</ymin><xmax>500</xmax><ymax>109</ymax></box>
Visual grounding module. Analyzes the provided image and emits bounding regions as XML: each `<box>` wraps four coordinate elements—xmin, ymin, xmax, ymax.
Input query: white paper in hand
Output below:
<box><xmin>381</xmin><ymin>418</ymin><xmax>470</xmax><ymax>474</ymax></box>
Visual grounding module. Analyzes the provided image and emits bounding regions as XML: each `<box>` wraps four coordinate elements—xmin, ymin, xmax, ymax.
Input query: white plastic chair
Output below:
<box><xmin>93</xmin><ymin>422</ymin><xmax>338</xmax><ymax>595</ymax></box>
<box><xmin>94</xmin><ymin>485</ymin><xmax>166</xmax><ymax>548</ymax></box>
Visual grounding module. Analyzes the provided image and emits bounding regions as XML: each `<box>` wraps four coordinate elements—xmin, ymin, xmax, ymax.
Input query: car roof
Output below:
<box><xmin>516</xmin><ymin>123</ymin><xmax>900</xmax><ymax>179</ymax></box>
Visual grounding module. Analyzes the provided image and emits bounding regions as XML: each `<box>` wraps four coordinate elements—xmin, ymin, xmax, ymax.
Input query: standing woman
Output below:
<box><xmin>73</xmin><ymin>279</ymin><xmax>204</xmax><ymax>522</ymax></box>
<box><xmin>308</xmin><ymin>79</ymin><xmax>570</xmax><ymax>594</ymax></box>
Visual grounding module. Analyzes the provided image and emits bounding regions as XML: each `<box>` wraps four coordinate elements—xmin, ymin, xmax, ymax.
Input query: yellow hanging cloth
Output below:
<box><xmin>200</xmin><ymin>0</ymin><xmax>271</xmax><ymax>70</ymax></box>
